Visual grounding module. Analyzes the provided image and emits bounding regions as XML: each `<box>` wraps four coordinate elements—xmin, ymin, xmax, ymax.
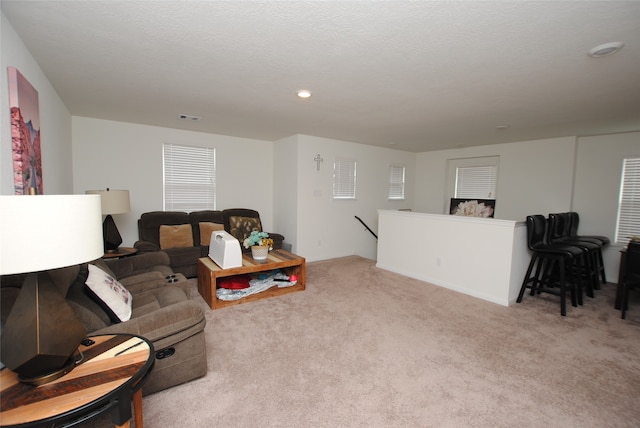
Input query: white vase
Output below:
<box><xmin>251</xmin><ymin>245</ymin><xmax>269</xmax><ymax>260</ymax></box>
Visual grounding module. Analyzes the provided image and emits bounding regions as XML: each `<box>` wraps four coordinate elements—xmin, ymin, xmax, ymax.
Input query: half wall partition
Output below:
<box><xmin>376</xmin><ymin>210</ymin><xmax>529</xmax><ymax>306</ymax></box>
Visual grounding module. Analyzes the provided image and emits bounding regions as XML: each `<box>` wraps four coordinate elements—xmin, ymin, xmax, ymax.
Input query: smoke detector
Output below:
<box><xmin>588</xmin><ymin>42</ymin><xmax>624</xmax><ymax>58</ymax></box>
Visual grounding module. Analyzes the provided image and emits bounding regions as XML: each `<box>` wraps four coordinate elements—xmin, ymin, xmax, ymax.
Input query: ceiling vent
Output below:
<box><xmin>178</xmin><ymin>114</ymin><xmax>201</xmax><ymax>121</ymax></box>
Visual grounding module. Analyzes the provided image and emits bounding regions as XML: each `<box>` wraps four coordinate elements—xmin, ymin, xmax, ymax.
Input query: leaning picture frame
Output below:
<box><xmin>449</xmin><ymin>198</ymin><xmax>496</xmax><ymax>218</ymax></box>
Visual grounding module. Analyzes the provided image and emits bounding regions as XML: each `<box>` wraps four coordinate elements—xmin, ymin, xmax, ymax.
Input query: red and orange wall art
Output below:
<box><xmin>8</xmin><ymin>67</ymin><xmax>42</xmax><ymax>195</ymax></box>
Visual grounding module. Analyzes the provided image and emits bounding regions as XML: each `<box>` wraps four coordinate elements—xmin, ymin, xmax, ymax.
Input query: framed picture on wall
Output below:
<box><xmin>8</xmin><ymin>67</ymin><xmax>42</xmax><ymax>195</ymax></box>
<box><xmin>450</xmin><ymin>198</ymin><xmax>496</xmax><ymax>218</ymax></box>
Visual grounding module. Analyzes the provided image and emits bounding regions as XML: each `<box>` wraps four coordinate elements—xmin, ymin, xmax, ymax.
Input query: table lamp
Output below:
<box><xmin>85</xmin><ymin>189</ymin><xmax>130</xmax><ymax>252</ymax></box>
<box><xmin>0</xmin><ymin>195</ymin><xmax>103</xmax><ymax>385</ymax></box>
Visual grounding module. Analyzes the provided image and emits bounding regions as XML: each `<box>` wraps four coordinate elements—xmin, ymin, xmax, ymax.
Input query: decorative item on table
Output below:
<box><xmin>243</xmin><ymin>231</ymin><xmax>274</xmax><ymax>260</ymax></box>
<box><xmin>208</xmin><ymin>230</ymin><xmax>242</xmax><ymax>268</ymax></box>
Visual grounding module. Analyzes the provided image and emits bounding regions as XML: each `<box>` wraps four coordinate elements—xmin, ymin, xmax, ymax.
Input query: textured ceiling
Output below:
<box><xmin>2</xmin><ymin>1</ymin><xmax>639</xmax><ymax>152</ymax></box>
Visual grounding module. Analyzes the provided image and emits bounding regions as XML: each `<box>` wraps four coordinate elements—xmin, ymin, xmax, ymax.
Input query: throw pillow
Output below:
<box><xmin>229</xmin><ymin>216</ymin><xmax>262</xmax><ymax>241</ymax></box>
<box><xmin>67</xmin><ymin>263</ymin><xmax>112</xmax><ymax>326</ymax></box>
<box><xmin>92</xmin><ymin>258</ymin><xmax>117</xmax><ymax>278</ymax></box>
<box><xmin>199</xmin><ymin>222</ymin><xmax>225</xmax><ymax>245</ymax></box>
<box><xmin>85</xmin><ymin>264</ymin><xmax>133</xmax><ymax>323</ymax></box>
<box><xmin>159</xmin><ymin>224</ymin><xmax>194</xmax><ymax>249</ymax></box>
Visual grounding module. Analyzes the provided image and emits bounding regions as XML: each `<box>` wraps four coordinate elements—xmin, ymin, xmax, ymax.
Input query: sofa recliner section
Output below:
<box><xmin>0</xmin><ymin>251</ymin><xmax>207</xmax><ymax>396</ymax></box>
<box><xmin>135</xmin><ymin>210</ymin><xmax>225</xmax><ymax>278</ymax></box>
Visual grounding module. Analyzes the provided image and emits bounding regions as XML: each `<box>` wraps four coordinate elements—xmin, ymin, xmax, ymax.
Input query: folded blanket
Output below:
<box><xmin>216</xmin><ymin>271</ymin><xmax>297</xmax><ymax>301</ymax></box>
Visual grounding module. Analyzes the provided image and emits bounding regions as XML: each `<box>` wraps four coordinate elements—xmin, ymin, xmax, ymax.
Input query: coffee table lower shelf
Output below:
<box><xmin>197</xmin><ymin>250</ymin><xmax>305</xmax><ymax>310</ymax></box>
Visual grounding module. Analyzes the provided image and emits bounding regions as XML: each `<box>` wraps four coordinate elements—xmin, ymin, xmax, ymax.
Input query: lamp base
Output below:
<box><xmin>0</xmin><ymin>272</ymin><xmax>87</xmax><ymax>384</ymax></box>
<box><xmin>103</xmin><ymin>214</ymin><xmax>123</xmax><ymax>252</ymax></box>
<box><xmin>18</xmin><ymin>350</ymin><xmax>82</xmax><ymax>386</ymax></box>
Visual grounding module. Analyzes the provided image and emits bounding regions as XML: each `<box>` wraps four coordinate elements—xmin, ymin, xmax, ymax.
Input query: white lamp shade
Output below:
<box><xmin>85</xmin><ymin>189</ymin><xmax>130</xmax><ymax>215</ymax></box>
<box><xmin>0</xmin><ymin>195</ymin><xmax>104</xmax><ymax>275</ymax></box>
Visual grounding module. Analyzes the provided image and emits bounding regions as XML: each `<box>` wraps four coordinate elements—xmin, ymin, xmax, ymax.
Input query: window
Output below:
<box><xmin>333</xmin><ymin>158</ymin><xmax>357</xmax><ymax>199</ymax></box>
<box><xmin>615</xmin><ymin>157</ymin><xmax>640</xmax><ymax>244</ymax></box>
<box><xmin>388</xmin><ymin>165</ymin><xmax>405</xmax><ymax>200</ymax></box>
<box><xmin>446</xmin><ymin>156</ymin><xmax>499</xmax><ymax>201</ymax></box>
<box><xmin>163</xmin><ymin>143</ymin><xmax>216</xmax><ymax>211</ymax></box>
<box><xmin>455</xmin><ymin>165</ymin><xmax>497</xmax><ymax>199</ymax></box>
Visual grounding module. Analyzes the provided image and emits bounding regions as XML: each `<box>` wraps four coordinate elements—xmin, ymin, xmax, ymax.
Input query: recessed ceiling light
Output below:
<box><xmin>588</xmin><ymin>42</ymin><xmax>624</xmax><ymax>58</ymax></box>
<box><xmin>297</xmin><ymin>89</ymin><xmax>312</xmax><ymax>99</ymax></box>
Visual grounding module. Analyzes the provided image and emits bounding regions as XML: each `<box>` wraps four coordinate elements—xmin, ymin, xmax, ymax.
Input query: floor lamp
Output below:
<box><xmin>85</xmin><ymin>189</ymin><xmax>130</xmax><ymax>252</ymax></box>
<box><xmin>0</xmin><ymin>195</ymin><xmax>104</xmax><ymax>385</ymax></box>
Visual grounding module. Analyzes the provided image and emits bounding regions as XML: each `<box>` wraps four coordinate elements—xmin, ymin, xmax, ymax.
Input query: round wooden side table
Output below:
<box><xmin>102</xmin><ymin>247</ymin><xmax>138</xmax><ymax>259</ymax></box>
<box><xmin>0</xmin><ymin>334</ymin><xmax>154</xmax><ymax>428</ymax></box>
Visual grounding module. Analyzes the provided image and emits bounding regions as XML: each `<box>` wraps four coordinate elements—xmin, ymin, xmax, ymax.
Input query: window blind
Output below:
<box><xmin>388</xmin><ymin>165</ymin><xmax>405</xmax><ymax>200</ymax></box>
<box><xmin>455</xmin><ymin>165</ymin><xmax>497</xmax><ymax>199</ymax></box>
<box><xmin>616</xmin><ymin>157</ymin><xmax>640</xmax><ymax>244</ymax></box>
<box><xmin>163</xmin><ymin>143</ymin><xmax>216</xmax><ymax>211</ymax></box>
<box><xmin>333</xmin><ymin>158</ymin><xmax>357</xmax><ymax>199</ymax></box>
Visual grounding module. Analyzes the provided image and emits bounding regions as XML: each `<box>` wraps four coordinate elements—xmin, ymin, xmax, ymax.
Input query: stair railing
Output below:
<box><xmin>354</xmin><ymin>216</ymin><xmax>378</xmax><ymax>241</ymax></box>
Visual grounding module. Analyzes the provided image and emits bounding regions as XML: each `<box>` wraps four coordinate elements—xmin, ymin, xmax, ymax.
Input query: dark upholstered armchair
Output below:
<box><xmin>222</xmin><ymin>208</ymin><xmax>284</xmax><ymax>251</ymax></box>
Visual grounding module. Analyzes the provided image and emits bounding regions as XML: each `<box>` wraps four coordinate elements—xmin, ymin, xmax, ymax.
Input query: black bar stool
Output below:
<box><xmin>620</xmin><ymin>241</ymin><xmax>640</xmax><ymax>319</ymax></box>
<box><xmin>548</xmin><ymin>213</ymin><xmax>600</xmax><ymax>295</ymax></box>
<box><xmin>517</xmin><ymin>215</ymin><xmax>586</xmax><ymax>316</ymax></box>
<box><xmin>568</xmin><ymin>211</ymin><xmax>609</xmax><ymax>284</ymax></box>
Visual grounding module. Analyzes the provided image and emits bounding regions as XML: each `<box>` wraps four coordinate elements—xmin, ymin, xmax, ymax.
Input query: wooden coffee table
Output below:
<box><xmin>197</xmin><ymin>249</ymin><xmax>305</xmax><ymax>310</ymax></box>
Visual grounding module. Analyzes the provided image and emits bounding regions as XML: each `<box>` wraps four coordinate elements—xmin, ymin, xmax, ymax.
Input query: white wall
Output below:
<box><xmin>1</xmin><ymin>13</ymin><xmax>73</xmax><ymax>195</ymax></box>
<box><xmin>377</xmin><ymin>210</ymin><xmax>529</xmax><ymax>306</ymax></box>
<box><xmin>71</xmin><ymin>122</ymin><xmax>417</xmax><ymax>262</ymax></box>
<box><xmin>273</xmin><ymin>135</ymin><xmax>299</xmax><ymax>251</ymax></box>
<box><xmin>414</xmin><ymin>136</ymin><xmax>576</xmax><ymax>220</ymax></box>
<box><xmin>72</xmin><ymin>117</ymin><xmax>274</xmax><ymax>247</ymax></box>
<box><xmin>293</xmin><ymin>135</ymin><xmax>416</xmax><ymax>262</ymax></box>
<box><xmin>572</xmin><ymin>131</ymin><xmax>640</xmax><ymax>280</ymax></box>
<box><xmin>414</xmin><ymin>132</ymin><xmax>640</xmax><ymax>283</ymax></box>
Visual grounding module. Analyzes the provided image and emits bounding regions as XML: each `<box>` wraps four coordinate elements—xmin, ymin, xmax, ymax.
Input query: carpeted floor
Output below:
<box><xmin>91</xmin><ymin>255</ymin><xmax>640</xmax><ymax>427</ymax></box>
